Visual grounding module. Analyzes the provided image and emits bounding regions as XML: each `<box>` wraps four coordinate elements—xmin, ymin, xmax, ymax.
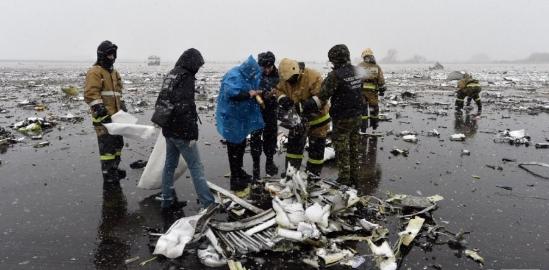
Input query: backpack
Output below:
<box><xmin>151</xmin><ymin>74</ymin><xmax>178</xmax><ymax>127</ymax></box>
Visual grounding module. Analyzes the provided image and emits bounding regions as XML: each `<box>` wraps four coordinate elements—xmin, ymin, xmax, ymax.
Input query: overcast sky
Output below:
<box><xmin>0</xmin><ymin>0</ymin><xmax>547</xmax><ymax>62</ymax></box>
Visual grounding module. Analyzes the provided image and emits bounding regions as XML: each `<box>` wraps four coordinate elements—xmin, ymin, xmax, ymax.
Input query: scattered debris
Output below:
<box><xmin>402</xmin><ymin>134</ymin><xmax>418</xmax><ymax>143</ymax></box>
<box><xmin>429</xmin><ymin>62</ymin><xmax>444</xmax><ymax>71</ymax></box>
<box><xmin>427</xmin><ymin>129</ymin><xmax>440</xmax><ymax>137</ymax></box>
<box><xmin>535</xmin><ymin>143</ymin><xmax>549</xmax><ymax>149</ymax></box>
<box><xmin>130</xmin><ymin>160</ymin><xmax>147</xmax><ymax>169</ymax></box>
<box><xmin>33</xmin><ymin>141</ymin><xmax>50</xmax><ymax>148</ymax></box>
<box><xmin>464</xmin><ymin>249</ymin><xmax>484</xmax><ymax>265</ymax></box>
<box><xmin>447</xmin><ymin>71</ymin><xmax>466</xmax><ymax>81</ymax></box>
<box><xmin>493</xmin><ymin>129</ymin><xmax>531</xmax><ymax>146</ymax></box>
<box><xmin>390</xmin><ymin>148</ymin><xmax>409</xmax><ymax>157</ymax></box>
<box><xmin>518</xmin><ymin>162</ymin><xmax>549</xmax><ymax>180</ymax></box>
<box><xmin>61</xmin><ymin>86</ymin><xmax>79</xmax><ymax>96</ymax></box>
<box><xmin>450</xmin><ymin>134</ymin><xmax>466</xmax><ymax>141</ymax></box>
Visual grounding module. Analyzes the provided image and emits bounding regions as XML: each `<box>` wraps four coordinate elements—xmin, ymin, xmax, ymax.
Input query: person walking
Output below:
<box><xmin>157</xmin><ymin>48</ymin><xmax>215</xmax><ymax>210</ymax></box>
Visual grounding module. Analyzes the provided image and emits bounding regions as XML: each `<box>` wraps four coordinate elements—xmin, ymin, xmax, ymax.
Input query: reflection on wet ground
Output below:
<box><xmin>1</xmin><ymin>61</ymin><xmax>549</xmax><ymax>269</ymax></box>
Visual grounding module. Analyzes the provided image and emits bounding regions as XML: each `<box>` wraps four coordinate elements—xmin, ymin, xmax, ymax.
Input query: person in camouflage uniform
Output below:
<box><xmin>357</xmin><ymin>48</ymin><xmax>386</xmax><ymax>133</ymax></box>
<box><xmin>318</xmin><ymin>44</ymin><xmax>363</xmax><ymax>186</ymax></box>
<box><xmin>456</xmin><ymin>73</ymin><xmax>482</xmax><ymax>114</ymax></box>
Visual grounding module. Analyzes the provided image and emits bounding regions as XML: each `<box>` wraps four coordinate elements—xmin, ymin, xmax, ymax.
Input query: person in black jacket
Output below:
<box><xmin>250</xmin><ymin>51</ymin><xmax>280</xmax><ymax>180</ymax></box>
<box><xmin>159</xmin><ymin>48</ymin><xmax>215</xmax><ymax>210</ymax></box>
<box><xmin>318</xmin><ymin>44</ymin><xmax>363</xmax><ymax>186</ymax></box>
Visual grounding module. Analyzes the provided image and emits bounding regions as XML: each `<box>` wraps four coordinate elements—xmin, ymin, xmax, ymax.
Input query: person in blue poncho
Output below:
<box><xmin>216</xmin><ymin>55</ymin><xmax>265</xmax><ymax>195</ymax></box>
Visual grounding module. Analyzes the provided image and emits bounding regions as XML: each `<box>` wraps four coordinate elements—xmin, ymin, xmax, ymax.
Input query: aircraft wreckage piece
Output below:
<box><xmin>518</xmin><ymin>162</ymin><xmax>549</xmax><ymax>180</ymax></box>
<box><xmin>207</xmin><ymin>181</ymin><xmax>263</xmax><ymax>214</ymax></box>
<box><xmin>213</xmin><ymin>228</ymin><xmax>278</xmax><ymax>256</ymax></box>
<box><xmin>210</xmin><ymin>209</ymin><xmax>275</xmax><ymax>231</ymax></box>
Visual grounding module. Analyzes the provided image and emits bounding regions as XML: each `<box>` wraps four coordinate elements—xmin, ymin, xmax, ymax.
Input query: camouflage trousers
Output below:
<box><xmin>332</xmin><ymin>117</ymin><xmax>361</xmax><ymax>185</ymax></box>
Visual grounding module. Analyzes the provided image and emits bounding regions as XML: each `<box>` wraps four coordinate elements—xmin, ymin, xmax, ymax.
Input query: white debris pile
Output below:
<box><xmin>148</xmin><ymin>166</ymin><xmax>481</xmax><ymax>269</ymax></box>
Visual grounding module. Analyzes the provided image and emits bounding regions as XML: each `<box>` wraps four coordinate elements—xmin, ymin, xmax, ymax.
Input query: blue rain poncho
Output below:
<box><xmin>216</xmin><ymin>56</ymin><xmax>265</xmax><ymax>143</ymax></box>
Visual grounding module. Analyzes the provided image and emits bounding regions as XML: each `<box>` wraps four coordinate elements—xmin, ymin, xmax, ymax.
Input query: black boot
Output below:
<box><xmin>116</xmin><ymin>168</ymin><xmax>126</xmax><ymax>179</ymax></box>
<box><xmin>265</xmin><ymin>157</ymin><xmax>278</xmax><ymax>176</ymax></box>
<box><xmin>252</xmin><ymin>156</ymin><xmax>261</xmax><ymax>181</ymax></box>
<box><xmin>102</xmin><ymin>168</ymin><xmax>120</xmax><ymax>184</ymax></box>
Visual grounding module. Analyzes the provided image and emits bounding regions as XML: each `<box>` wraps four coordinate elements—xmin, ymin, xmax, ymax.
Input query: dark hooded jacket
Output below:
<box><xmin>161</xmin><ymin>48</ymin><xmax>205</xmax><ymax>140</ymax></box>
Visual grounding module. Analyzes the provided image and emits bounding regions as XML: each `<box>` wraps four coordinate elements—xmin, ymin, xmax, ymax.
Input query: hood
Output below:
<box><xmin>175</xmin><ymin>48</ymin><xmax>205</xmax><ymax>74</ymax></box>
<box><xmin>238</xmin><ymin>55</ymin><xmax>261</xmax><ymax>83</ymax></box>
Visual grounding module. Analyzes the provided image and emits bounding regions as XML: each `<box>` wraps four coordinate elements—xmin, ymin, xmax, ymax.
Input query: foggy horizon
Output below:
<box><xmin>1</xmin><ymin>0</ymin><xmax>548</xmax><ymax>63</ymax></box>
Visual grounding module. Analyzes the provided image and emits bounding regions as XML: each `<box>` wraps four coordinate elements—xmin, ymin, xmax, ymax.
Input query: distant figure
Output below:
<box><xmin>84</xmin><ymin>40</ymin><xmax>127</xmax><ymax>183</ymax></box>
<box><xmin>275</xmin><ymin>58</ymin><xmax>330</xmax><ymax>179</ymax></box>
<box><xmin>318</xmin><ymin>44</ymin><xmax>363</xmax><ymax>186</ymax></box>
<box><xmin>158</xmin><ymin>48</ymin><xmax>214</xmax><ymax>210</ymax></box>
<box><xmin>456</xmin><ymin>73</ymin><xmax>482</xmax><ymax>114</ymax></box>
<box><xmin>357</xmin><ymin>48</ymin><xmax>386</xmax><ymax>133</ymax></box>
<box><xmin>250</xmin><ymin>51</ymin><xmax>280</xmax><ymax>180</ymax></box>
<box><xmin>216</xmin><ymin>56</ymin><xmax>264</xmax><ymax>197</ymax></box>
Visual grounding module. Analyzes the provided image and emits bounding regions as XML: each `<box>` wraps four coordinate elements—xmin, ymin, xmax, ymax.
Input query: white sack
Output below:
<box><xmin>154</xmin><ymin>213</ymin><xmax>204</xmax><ymax>258</ymax></box>
<box><xmin>110</xmin><ymin>110</ymin><xmax>138</xmax><ymax>124</ymax></box>
<box><xmin>138</xmin><ymin>133</ymin><xmax>187</xmax><ymax>190</ymax></box>
<box><xmin>103</xmin><ymin>123</ymin><xmax>156</xmax><ymax>140</ymax></box>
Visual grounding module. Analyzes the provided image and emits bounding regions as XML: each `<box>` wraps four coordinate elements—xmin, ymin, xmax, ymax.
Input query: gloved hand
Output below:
<box><xmin>299</xmin><ymin>97</ymin><xmax>319</xmax><ymax>115</ymax></box>
<box><xmin>278</xmin><ymin>96</ymin><xmax>294</xmax><ymax>111</ymax></box>
<box><xmin>91</xmin><ymin>103</ymin><xmax>111</xmax><ymax>123</ymax></box>
<box><xmin>92</xmin><ymin>103</ymin><xmax>108</xmax><ymax>117</ymax></box>
<box><xmin>290</xmin><ymin>122</ymin><xmax>306</xmax><ymax>136</ymax></box>
<box><xmin>120</xmin><ymin>100</ymin><xmax>128</xmax><ymax>112</ymax></box>
<box><xmin>378</xmin><ymin>85</ymin><xmax>386</xmax><ymax>97</ymax></box>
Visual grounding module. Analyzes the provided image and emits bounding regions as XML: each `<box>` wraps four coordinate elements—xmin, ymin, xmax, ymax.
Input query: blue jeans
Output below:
<box><xmin>161</xmin><ymin>137</ymin><xmax>215</xmax><ymax>208</ymax></box>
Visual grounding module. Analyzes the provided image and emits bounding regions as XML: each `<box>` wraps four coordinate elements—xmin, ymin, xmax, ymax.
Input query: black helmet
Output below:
<box><xmin>258</xmin><ymin>51</ymin><xmax>275</xmax><ymax>67</ymax></box>
<box><xmin>96</xmin><ymin>40</ymin><xmax>118</xmax><ymax>70</ymax></box>
<box><xmin>97</xmin><ymin>40</ymin><xmax>118</xmax><ymax>58</ymax></box>
<box><xmin>328</xmin><ymin>44</ymin><xmax>350</xmax><ymax>64</ymax></box>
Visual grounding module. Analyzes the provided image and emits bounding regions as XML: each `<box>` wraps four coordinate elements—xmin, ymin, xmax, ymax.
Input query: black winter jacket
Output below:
<box><xmin>161</xmin><ymin>48</ymin><xmax>205</xmax><ymax>140</ymax></box>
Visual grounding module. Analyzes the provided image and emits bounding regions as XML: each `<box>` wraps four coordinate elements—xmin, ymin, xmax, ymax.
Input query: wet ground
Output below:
<box><xmin>1</xmin><ymin>61</ymin><xmax>548</xmax><ymax>269</ymax></box>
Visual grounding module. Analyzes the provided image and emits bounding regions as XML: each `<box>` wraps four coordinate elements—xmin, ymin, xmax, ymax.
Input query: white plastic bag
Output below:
<box><xmin>110</xmin><ymin>110</ymin><xmax>138</xmax><ymax>124</ymax></box>
<box><xmin>104</xmin><ymin>111</ymin><xmax>156</xmax><ymax>140</ymax></box>
<box><xmin>154</xmin><ymin>213</ymin><xmax>204</xmax><ymax>258</ymax></box>
<box><xmin>103</xmin><ymin>123</ymin><xmax>156</xmax><ymax>140</ymax></box>
<box><xmin>138</xmin><ymin>133</ymin><xmax>187</xmax><ymax>190</ymax></box>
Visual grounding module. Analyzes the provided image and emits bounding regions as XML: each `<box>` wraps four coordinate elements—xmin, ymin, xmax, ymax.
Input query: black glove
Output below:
<box><xmin>120</xmin><ymin>100</ymin><xmax>128</xmax><ymax>112</ymax></box>
<box><xmin>378</xmin><ymin>85</ymin><xmax>386</xmax><ymax>96</ymax></box>
<box><xmin>92</xmin><ymin>103</ymin><xmax>108</xmax><ymax>117</ymax></box>
<box><xmin>278</xmin><ymin>96</ymin><xmax>294</xmax><ymax>111</ymax></box>
<box><xmin>91</xmin><ymin>103</ymin><xmax>111</xmax><ymax>123</ymax></box>
<box><xmin>360</xmin><ymin>118</ymin><xmax>368</xmax><ymax>134</ymax></box>
<box><xmin>290</xmin><ymin>122</ymin><xmax>306</xmax><ymax>136</ymax></box>
<box><xmin>299</xmin><ymin>97</ymin><xmax>320</xmax><ymax>115</ymax></box>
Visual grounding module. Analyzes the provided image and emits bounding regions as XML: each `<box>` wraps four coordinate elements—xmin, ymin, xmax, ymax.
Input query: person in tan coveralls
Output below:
<box><xmin>357</xmin><ymin>48</ymin><xmax>386</xmax><ymax>133</ymax></box>
<box><xmin>84</xmin><ymin>40</ymin><xmax>127</xmax><ymax>183</ymax></box>
<box><xmin>275</xmin><ymin>58</ymin><xmax>330</xmax><ymax>179</ymax></box>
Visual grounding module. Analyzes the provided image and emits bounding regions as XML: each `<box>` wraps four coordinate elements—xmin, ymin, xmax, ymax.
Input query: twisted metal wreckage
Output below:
<box><xmin>148</xmin><ymin>166</ymin><xmax>484</xmax><ymax>269</ymax></box>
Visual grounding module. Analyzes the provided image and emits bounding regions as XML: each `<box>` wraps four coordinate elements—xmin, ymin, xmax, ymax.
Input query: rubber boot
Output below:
<box><xmin>265</xmin><ymin>156</ymin><xmax>278</xmax><ymax>176</ymax></box>
<box><xmin>102</xmin><ymin>168</ymin><xmax>120</xmax><ymax>184</ymax></box>
<box><xmin>252</xmin><ymin>155</ymin><xmax>261</xmax><ymax>181</ymax></box>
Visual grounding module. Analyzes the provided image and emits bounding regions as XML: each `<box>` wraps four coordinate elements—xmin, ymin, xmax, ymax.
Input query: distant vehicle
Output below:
<box><xmin>147</xmin><ymin>55</ymin><xmax>160</xmax><ymax>66</ymax></box>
